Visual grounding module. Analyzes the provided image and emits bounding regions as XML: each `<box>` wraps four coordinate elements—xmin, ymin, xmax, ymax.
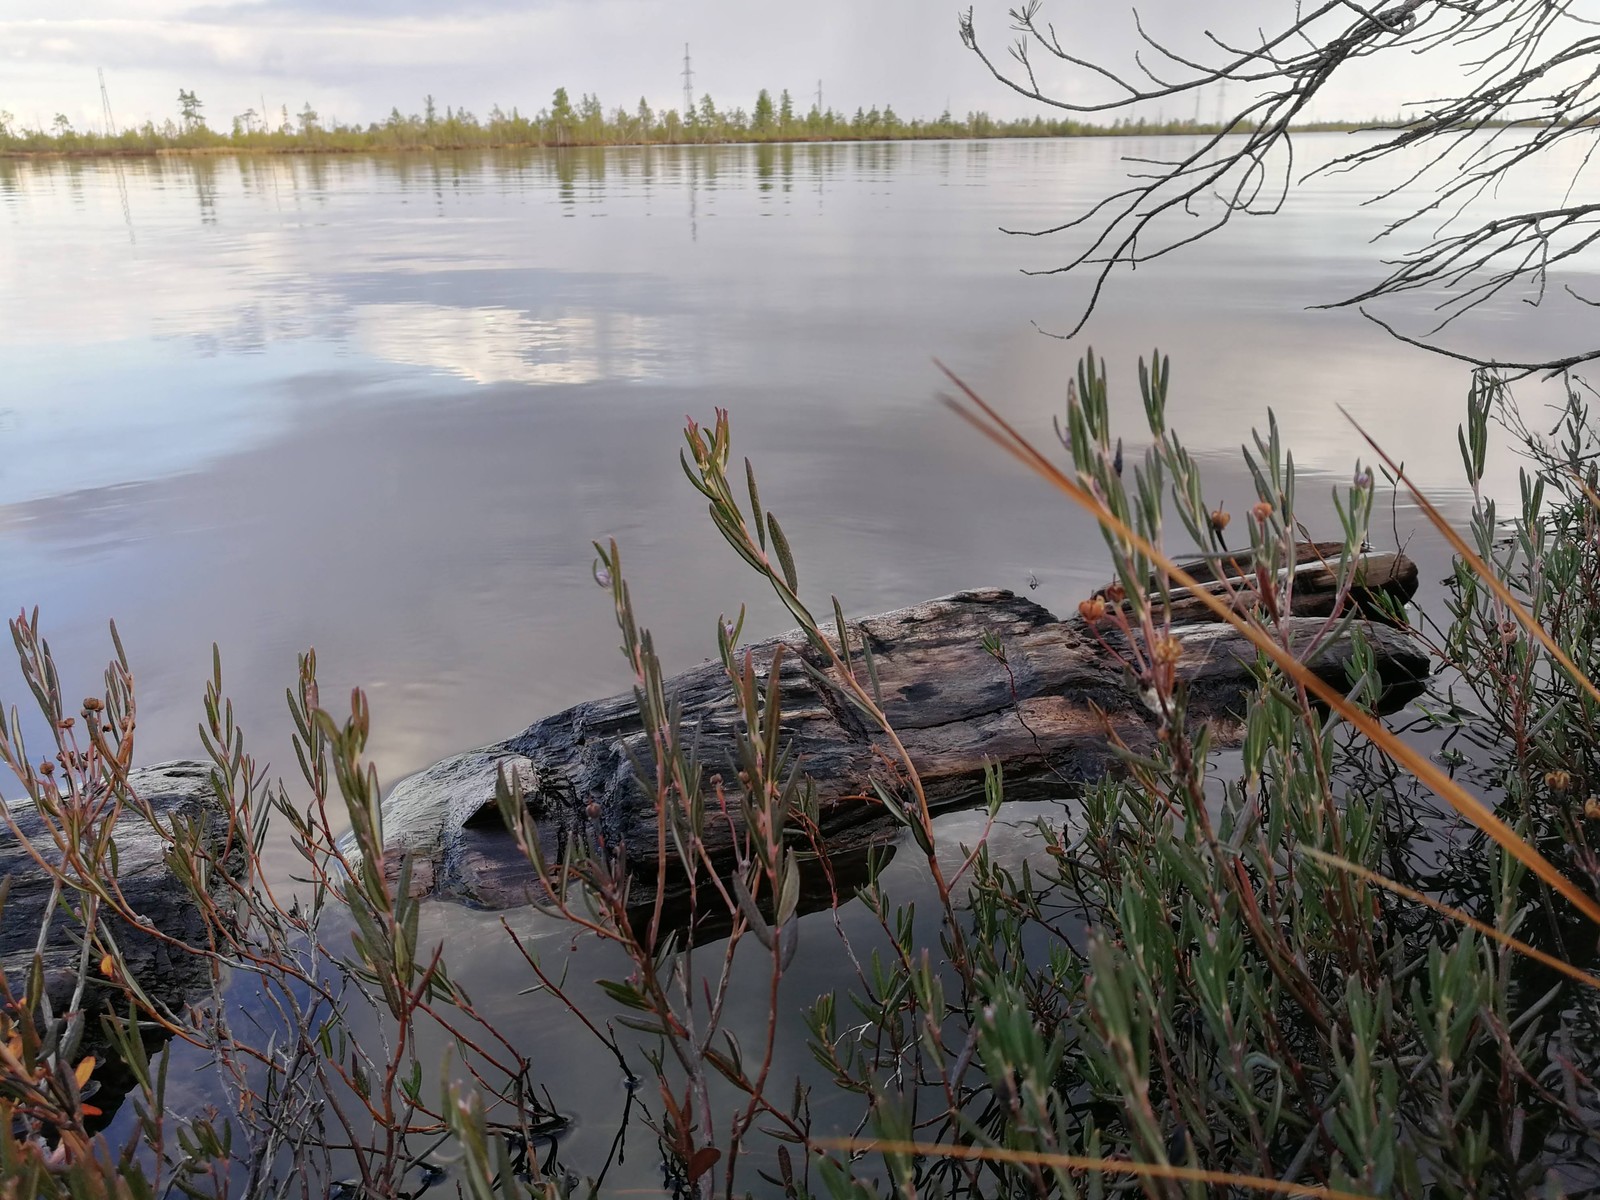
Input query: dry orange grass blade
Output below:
<box><xmin>937</xmin><ymin>363</ymin><xmax>1600</xmax><ymax>929</ymax></box>
<box><xmin>1569</xmin><ymin>469</ymin><xmax>1600</xmax><ymax>515</ymax></box>
<box><xmin>814</xmin><ymin>1137</ymin><xmax>1375</xmax><ymax>1199</ymax></box>
<box><xmin>1342</xmin><ymin>405</ymin><xmax>1600</xmax><ymax>712</ymax></box>
<box><xmin>1300</xmin><ymin>847</ymin><xmax>1600</xmax><ymax>992</ymax></box>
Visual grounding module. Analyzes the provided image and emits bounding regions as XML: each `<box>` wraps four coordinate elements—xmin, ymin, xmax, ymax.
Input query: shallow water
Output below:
<box><xmin>1</xmin><ymin>135</ymin><xmax>1593</xmax><ymax>1189</ymax></box>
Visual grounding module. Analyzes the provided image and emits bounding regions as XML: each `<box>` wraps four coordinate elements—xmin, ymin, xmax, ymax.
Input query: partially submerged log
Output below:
<box><xmin>1101</xmin><ymin>538</ymin><xmax>1417</xmax><ymax>625</ymax></box>
<box><xmin>376</xmin><ymin>545</ymin><xmax>1424</xmax><ymax>910</ymax></box>
<box><xmin>1</xmin><ymin>761</ymin><xmax>237</xmax><ymax>1026</ymax></box>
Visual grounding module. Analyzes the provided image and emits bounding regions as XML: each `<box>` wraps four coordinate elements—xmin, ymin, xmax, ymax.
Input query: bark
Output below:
<box><xmin>375</xmin><ymin>544</ymin><xmax>1425</xmax><ymax>910</ymax></box>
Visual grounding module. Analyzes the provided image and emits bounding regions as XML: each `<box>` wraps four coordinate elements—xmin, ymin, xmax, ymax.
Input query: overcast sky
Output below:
<box><xmin>3</xmin><ymin>1</ymin><xmax>1461</xmax><ymax>134</ymax></box>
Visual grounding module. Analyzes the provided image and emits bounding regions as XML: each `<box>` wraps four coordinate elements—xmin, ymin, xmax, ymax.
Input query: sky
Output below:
<box><xmin>2</xmin><ymin>0</ymin><xmax>1467</xmax><ymax>135</ymax></box>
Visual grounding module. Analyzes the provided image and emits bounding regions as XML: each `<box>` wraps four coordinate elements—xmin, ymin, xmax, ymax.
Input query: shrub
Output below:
<box><xmin>3</xmin><ymin>354</ymin><xmax>1599</xmax><ymax>1197</ymax></box>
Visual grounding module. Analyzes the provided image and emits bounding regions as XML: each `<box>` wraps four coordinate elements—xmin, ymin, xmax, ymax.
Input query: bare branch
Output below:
<box><xmin>963</xmin><ymin>1</ymin><xmax>1599</xmax><ymax>371</ymax></box>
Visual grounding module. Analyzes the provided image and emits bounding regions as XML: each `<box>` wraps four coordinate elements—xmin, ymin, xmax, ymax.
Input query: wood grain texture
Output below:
<box><xmin>376</xmin><ymin>547</ymin><xmax>1426</xmax><ymax>910</ymax></box>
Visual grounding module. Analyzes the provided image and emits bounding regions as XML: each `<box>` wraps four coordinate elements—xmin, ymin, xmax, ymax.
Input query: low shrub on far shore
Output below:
<box><xmin>4</xmin><ymin>356</ymin><xmax>1600</xmax><ymax>1198</ymax></box>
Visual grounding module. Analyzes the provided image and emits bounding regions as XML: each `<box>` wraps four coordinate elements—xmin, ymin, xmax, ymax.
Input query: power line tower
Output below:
<box><xmin>815</xmin><ymin>79</ymin><xmax>823</xmax><ymax>116</ymax></box>
<box><xmin>682</xmin><ymin>44</ymin><xmax>695</xmax><ymax>117</ymax></box>
<box><xmin>98</xmin><ymin>68</ymin><xmax>118</xmax><ymax>137</ymax></box>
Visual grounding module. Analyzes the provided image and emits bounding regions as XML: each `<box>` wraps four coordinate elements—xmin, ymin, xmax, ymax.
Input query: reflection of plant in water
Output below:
<box><xmin>7</xmin><ymin>353</ymin><xmax>1600</xmax><ymax>1197</ymax></box>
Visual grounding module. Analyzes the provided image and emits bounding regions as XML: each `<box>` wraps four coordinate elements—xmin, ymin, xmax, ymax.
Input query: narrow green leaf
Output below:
<box><xmin>746</xmin><ymin>458</ymin><xmax>765</xmax><ymax>549</ymax></box>
<box><xmin>776</xmin><ymin>854</ymin><xmax>800</xmax><ymax>926</ymax></box>
<box><xmin>767</xmin><ymin>512</ymin><xmax>799</xmax><ymax>592</ymax></box>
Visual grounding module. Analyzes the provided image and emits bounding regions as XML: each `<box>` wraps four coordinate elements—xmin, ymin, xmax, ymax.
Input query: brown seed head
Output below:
<box><xmin>1152</xmin><ymin>636</ymin><xmax>1184</xmax><ymax>667</ymax></box>
<box><xmin>1546</xmin><ymin>769</ymin><xmax>1574</xmax><ymax>793</ymax></box>
<box><xmin>1585</xmin><ymin>796</ymin><xmax>1600</xmax><ymax>820</ymax></box>
<box><xmin>1209</xmin><ymin>508</ymin><xmax>1231</xmax><ymax>532</ymax></box>
<box><xmin>38</xmin><ymin>760</ymin><xmax>54</xmax><ymax>777</ymax></box>
<box><xmin>82</xmin><ymin>697</ymin><xmax>104</xmax><ymax>713</ymax></box>
<box><xmin>1251</xmin><ymin>501</ymin><xmax>1274</xmax><ymax>524</ymax></box>
<box><xmin>1078</xmin><ymin>597</ymin><xmax>1108</xmax><ymax>624</ymax></box>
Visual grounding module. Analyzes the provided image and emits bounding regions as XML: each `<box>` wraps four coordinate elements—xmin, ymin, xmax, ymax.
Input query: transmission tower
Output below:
<box><xmin>98</xmin><ymin>68</ymin><xmax>118</xmax><ymax>137</ymax></box>
<box><xmin>815</xmin><ymin>79</ymin><xmax>823</xmax><ymax>115</ymax></box>
<box><xmin>682</xmin><ymin>44</ymin><xmax>695</xmax><ymax>117</ymax></box>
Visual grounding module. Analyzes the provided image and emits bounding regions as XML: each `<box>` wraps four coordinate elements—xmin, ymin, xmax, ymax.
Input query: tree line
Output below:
<box><xmin>0</xmin><ymin>85</ymin><xmax>1401</xmax><ymax>156</ymax></box>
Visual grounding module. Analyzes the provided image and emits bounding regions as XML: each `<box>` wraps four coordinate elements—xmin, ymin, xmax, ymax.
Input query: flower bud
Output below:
<box><xmin>1152</xmin><ymin>636</ymin><xmax>1184</xmax><ymax>667</ymax></box>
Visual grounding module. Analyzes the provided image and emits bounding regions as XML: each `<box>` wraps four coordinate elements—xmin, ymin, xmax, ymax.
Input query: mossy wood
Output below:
<box><xmin>375</xmin><ymin>542</ymin><xmax>1425</xmax><ymax>909</ymax></box>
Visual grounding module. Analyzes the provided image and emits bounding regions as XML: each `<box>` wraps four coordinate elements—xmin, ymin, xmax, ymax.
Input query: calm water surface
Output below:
<box><xmin>1</xmin><ymin>136</ymin><xmax>1592</xmax><ymax>1187</ymax></box>
<box><xmin>1</xmin><ymin>136</ymin><xmax>1588</xmax><ymax>790</ymax></box>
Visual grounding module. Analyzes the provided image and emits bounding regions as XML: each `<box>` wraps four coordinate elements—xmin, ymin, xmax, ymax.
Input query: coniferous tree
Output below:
<box><xmin>177</xmin><ymin>89</ymin><xmax>205</xmax><ymax>131</ymax></box>
<box><xmin>578</xmin><ymin>92</ymin><xmax>604</xmax><ymax>142</ymax></box>
<box><xmin>753</xmin><ymin>89</ymin><xmax>775</xmax><ymax>134</ymax></box>
<box><xmin>549</xmin><ymin>87</ymin><xmax>576</xmax><ymax>144</ymax></box>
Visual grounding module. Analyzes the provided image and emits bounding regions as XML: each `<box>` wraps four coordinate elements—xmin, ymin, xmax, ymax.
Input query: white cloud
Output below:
<box><xmin>0</xmin><ymin>1</ymin><xmax>1496</xmax><ymax>138</ymax></box>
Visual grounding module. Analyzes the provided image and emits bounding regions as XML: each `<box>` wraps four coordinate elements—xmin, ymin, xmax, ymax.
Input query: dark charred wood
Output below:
<box><xmin>374</xmin><ymin>548</ymin><xmax>1428</xmax><ymax>912</ymax></box>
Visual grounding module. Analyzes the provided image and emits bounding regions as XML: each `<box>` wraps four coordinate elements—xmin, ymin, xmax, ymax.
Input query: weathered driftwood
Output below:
<box><xmin>1101</xmin><ymin>539</ymin><xmax>1417</xmax><ymax>625</ymax></box>
<box><xmin>1</xmin><ymin>761</ymin><xmax>235</xmax><ymax>1025</ymax></box>
<box><xmin>375</xmin><ymin>546</ymin><xmax>1424</xmax><ymax>910</ymax></box>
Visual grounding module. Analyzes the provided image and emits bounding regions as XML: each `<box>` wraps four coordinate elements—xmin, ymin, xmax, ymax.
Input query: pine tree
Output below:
<box><xmin>550</xmin><ymin>87</ymin><xmax>576</xmax><ymax>144</ymax></box>
<box><xmin>753</xmin><ymin>89</ymin><xmax>775</xmax><ymax>133</ymax></box>
<box><xmin>177</xmin><ymin>89</ymin><xmax>205</xmax><ymax>131</ymax></box>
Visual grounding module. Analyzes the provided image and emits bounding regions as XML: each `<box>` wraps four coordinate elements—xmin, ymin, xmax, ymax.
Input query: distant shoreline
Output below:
<box><xmin>0</xmin><ymin>122</ymin><xmax>1454</xmax><ymax>163</ymax></box>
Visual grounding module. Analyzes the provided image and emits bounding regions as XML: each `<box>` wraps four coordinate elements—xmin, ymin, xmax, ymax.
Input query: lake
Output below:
<box><xmin>1</xmin><ymin>135</ymin><xmax>1592</xmax><ymax>1189</ymax></box>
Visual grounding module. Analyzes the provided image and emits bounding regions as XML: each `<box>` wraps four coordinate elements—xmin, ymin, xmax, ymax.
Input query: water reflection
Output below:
<box><xmin>356</xmin><ymin>303</ymin><xmax>670</xmax><ymax>386</ymax></box>
<box><xmin>0</xmin><ymin>136</ymin><xmax>1590</xmax><ymax>856</ymax></box>
<box><xmin>4</xmin><ymin>134</ymin><xmax>1594</xmax><ymax>1189</ymax></box>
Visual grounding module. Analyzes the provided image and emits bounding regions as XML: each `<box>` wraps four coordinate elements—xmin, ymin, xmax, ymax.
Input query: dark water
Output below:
<box><xmin>1</xmin><ymin>136</ymin><xmax>1592</xmax><ymax>1189</ymax></box>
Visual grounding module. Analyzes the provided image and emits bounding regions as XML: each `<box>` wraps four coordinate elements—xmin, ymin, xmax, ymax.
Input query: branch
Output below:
<box><xmin>961</xmin><ymin>0</ymin><xmax>1600</xmax><ymax>372</ymax></box>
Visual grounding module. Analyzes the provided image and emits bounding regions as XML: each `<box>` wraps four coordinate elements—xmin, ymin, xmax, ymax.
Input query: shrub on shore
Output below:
<box><xmin>3</xmin><ymin>355</ymin><xmax>1599</xmax><ymax>1197</ymax></box>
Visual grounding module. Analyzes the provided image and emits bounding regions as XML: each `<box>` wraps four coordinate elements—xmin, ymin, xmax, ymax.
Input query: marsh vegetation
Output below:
<box><xmin>4</xmin><ymin>2</ymin><xmax>1600</xmax><ymax>1197</ymax></box>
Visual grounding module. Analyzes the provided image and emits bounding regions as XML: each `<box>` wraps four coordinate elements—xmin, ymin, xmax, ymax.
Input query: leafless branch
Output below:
<box><xmin>961</xmin><ymin>1</ymin><xmax>1599</xmax><ymax>371</ymax></box>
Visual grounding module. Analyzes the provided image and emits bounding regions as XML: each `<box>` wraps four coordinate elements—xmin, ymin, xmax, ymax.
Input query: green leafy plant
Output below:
<box><xmin>5</xmin><ymin>354</ymin><xmax>1600</xmax><ymax>1199</ymax></box>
